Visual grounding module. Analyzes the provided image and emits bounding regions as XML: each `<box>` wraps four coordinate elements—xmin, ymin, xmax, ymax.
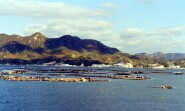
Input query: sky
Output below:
<box><xmin>0</xmin><ymin>0</ymin><xmax>185</xmax><ymax>54</ymax></box>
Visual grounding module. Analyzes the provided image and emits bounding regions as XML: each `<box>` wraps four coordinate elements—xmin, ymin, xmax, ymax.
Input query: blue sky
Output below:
<box><xmin>0</xmin><ymin>0</ymin><xmax>185</xmax><ymax>54</ymax></box>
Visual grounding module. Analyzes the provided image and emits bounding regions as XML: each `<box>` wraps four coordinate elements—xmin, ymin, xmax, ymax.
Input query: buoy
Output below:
<box><xmin>112</xmin><ymin>91</ymin><xmax>115</xmax><ymax>95</ymax></box>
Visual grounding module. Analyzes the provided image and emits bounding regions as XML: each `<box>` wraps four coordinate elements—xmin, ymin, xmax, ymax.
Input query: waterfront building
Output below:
<box><xmin>168</xmin><ymin>64</ymin><xmax>181</xmax><ymax>69</ymax></box>
<box><xmin>148</xmin><ymin>64</ymin><xmax>164</xmax><ymax>69</ymax></box>
<box><xmin>113</xmin><ymin>63</ymin><xmax>133</xmax><ymax>68</ymax></box>
<box><xmin>91</xmin><ymin>64</ymin><xmax>113</xmax><ymax>68</ymax></box>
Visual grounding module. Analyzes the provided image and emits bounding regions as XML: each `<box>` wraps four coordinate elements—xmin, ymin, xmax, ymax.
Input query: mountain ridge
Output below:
<box><xmin>136</xmin><ymin>52</ymin><xmax>185</xmax><ymax>60</ymax></box>
<box><xmin>0</xmin><ymin>32</ymin><xmax>130</xmax><ymax>65</ymax></box>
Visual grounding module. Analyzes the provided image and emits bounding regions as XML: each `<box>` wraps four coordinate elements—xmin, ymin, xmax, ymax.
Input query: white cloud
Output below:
<box><xmin>120</xmin><ymin>26</ymin><xmax>185</xmax><ymax>53</ymax></box>
<box><xmin>139</xmin><ymin>0</ymin><xmax>159</xmax><ymax>4</ymax></box>
<box><xmin>120</xmin><ymin>28</ymin><xmax>144</xmax><ymax>39</ymax></box>
<box><xmin>24</xmin><ymin>17</ymin><xmax>120</xmax><ymax>50</ymax></box>
<box><xmin>149</xmin><ymin>26</ymin><xmax>185</xmax><ymax>37</ymax></box>
<box><xmin>0</xmin><ymin>0</ymin><xmax>117</xmax><ymax>46</ymax></box>
<box><xmin>102</xmin><ymin>3</ymin><xmax>117</xmax><ymax>8</ymax></box>
<box><xmin>3</xmin><ymin>0</ymin><xmax>185</xmax><ymax>54</ymax></box>
<box><xmin>24</xmin><ymin>19</ymin><xmax>117</xmax><ymax>45</ymax></box>
<box><xmin>0</xmin><ymin>0</ymin><xmax>107</xmax><ymax>19</ymax></box>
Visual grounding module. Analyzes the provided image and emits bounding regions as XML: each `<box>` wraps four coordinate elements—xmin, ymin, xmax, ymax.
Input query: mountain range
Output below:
<box><xmin>1</xmin><ymin>32</ymin><xmax>184</xmax><ymax>66</ymax></box>
<box><xmin>137</xmin><ymin>52</ymin><xmax>185</xmax><ymax>60</ymax></box>
<box><xmin>0</xmin><ymin>32</ymin><xmax>132</xmax><ymax>65</ymax></box>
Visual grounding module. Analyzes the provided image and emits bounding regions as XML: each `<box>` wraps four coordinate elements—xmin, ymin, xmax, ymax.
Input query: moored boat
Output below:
<box><xmin>173</xmin><ymin>72</ymin><xmax>183</xmax><ymax>75</ymax></box>
<box><xmin>160</xmin><ymin>86</ymin><xmax>173</xmax><ymax>89</ymax></box>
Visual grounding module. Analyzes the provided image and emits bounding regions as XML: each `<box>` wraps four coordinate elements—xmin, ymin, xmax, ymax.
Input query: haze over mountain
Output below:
<box><xmin>137</xmin><ymin>52</ymin><xmax>185</xmax><ymax>60</ymax></box>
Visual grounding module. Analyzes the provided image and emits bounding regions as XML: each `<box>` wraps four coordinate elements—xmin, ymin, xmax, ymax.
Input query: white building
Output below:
<box><xmin>148</xmin><ymin>64</ymin><xmax>164</xmax><ymax>69</ymax></box>
<box><xmin>113</xmin><ymin>63</ymin><xmax>133</xmax><ymax>68</ymax></box>
<box><xmin>80</xmin><ymin>63</ymin><xmax>84</xmax><ymax>67</ymax></box>
<box><xmin>153</xmin><ymin>65</ymin><xmax>165</xmax><ymax>69</ymax></box>
<box><xmin>91</xmin><ymin>64</ymin><xmax>113</xmax><ymax>68</ymax></box>
<box><xmin>60</xmin><ymin>64</ymin><xmax>75</xmax><ymax>67</ymax></box>
<box><xmin>168</xmin><ymin>64</ymin><xmax>180</xmax><ymax>69</ymax></box>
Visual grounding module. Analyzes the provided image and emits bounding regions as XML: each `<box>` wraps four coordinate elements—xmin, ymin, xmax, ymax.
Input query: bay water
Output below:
<box><xmin>0</xmin><ymin>66</ymin><xmax>185</xmax><ymax>111</ymax></box>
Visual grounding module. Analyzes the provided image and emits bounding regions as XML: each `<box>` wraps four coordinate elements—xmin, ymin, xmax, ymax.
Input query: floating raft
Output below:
<box><xmin>0</xmin><ymin>76</ymin><xmax>110</xmax><ymax>82</ymax></box>
<box><xmin>112</xmin><ymin>75</ymin><xmax>150</xmax><ymax>80</ymax></box>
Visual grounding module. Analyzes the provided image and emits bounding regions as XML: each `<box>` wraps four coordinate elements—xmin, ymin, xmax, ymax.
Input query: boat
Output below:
<box><xmin>173</xmin><ymin>72</ymin><xmax>183</xmax><ymax>75</ymax></box>
<box><xmin>150</xmin><ymin>86</ymin><xmax>173</xmax><ymax>89</ymax></box>
<box><xmin>132</xmin><ymin>71</ymin><xmax>144</xmax><ymax>74</ymax></box>
<box><xmin>160</xmin><ymin>86</ymin><xmax>173</xmax><ymax>89</ymax></box>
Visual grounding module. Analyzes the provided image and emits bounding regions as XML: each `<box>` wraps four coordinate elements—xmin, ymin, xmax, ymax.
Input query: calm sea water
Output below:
<box><xmin>1</xmin><ymin>66</ymin><xmax>185</xmax><ymax>111</ymax></box>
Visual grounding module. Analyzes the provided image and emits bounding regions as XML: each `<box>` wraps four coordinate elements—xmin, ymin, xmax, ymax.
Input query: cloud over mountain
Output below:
<box><xmin>0</xmin><ymin>0</ymin><xmax>185</xmax><ymax>54</ymax></box>
<box><xmin>120</xmin><ymin>26</ymin><xmax>185</xmax><ymax>53</ymax></box>
<box><xmin>0</xmin><ymin>0</ymin><xmax>118</xmax><ymax>48</ymax></box>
